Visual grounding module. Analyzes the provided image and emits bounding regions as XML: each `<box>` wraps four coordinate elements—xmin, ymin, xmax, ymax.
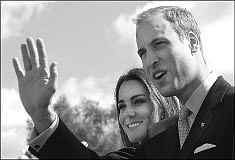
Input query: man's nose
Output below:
<box><xmin>143</xmin><ymin>50</ymin><xmax>159</xmax><ymax>72</ymax></box>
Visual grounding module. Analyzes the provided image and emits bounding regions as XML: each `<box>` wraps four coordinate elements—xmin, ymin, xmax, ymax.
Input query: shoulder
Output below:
<box><xmin>217</xmin><ymin>76</ymin><xmax>234</xmax><ymax>104</ymax></box>
<box><xmin>148</xmin><ymin>115</ymin><xmax>178</xmax><ymax>138</ymax></box>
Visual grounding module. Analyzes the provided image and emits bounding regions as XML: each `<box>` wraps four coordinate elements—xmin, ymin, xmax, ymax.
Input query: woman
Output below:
<box><xmin>29</xmin><ymin>68</ymin><xmax>179</xmax><ymax>159</ymax></box>
<box><xmin>114</xmin><ymin>68</ymin><xmax>179</xmax><ymax>147</ymax></box>
<box><xmin>15</xmin><ymin>38</ymin><xmax>179</xmax><ymax>159</ymax></box>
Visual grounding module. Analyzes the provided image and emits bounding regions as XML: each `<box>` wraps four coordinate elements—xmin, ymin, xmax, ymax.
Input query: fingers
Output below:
<box><xmin>18</xmin><ymin>37</ymin><xmax>49</xmax><ymax>74</ymax></box>
<box><xmin>12</xmin><ymin>57</ymin><xmax>24</xmax><ymax>81</ymax></box>
<box><xmin>36</xmin><ymin>38</ymin><xmax>48</xmax><ymax>69</ymax></box>
<box><xmin>26</xmin><ymin>37</ymin><xmax>39</xmax><ymax>69</ymax></box>
<box><xmin>48</xmin><ymin>62</ymin><xmax>58</xmax><ymax>90</ymax></box>
<box><xmin>21</xmin><ymin>44</ymin><xmax>32</xmax><ymax>73</ymax></box>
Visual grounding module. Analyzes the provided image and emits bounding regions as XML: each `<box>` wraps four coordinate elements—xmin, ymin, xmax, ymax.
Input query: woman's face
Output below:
<box><xmin>118</xmin><ymin>80</ymin><xmax>153</xmax><ymax>143</ymax></box>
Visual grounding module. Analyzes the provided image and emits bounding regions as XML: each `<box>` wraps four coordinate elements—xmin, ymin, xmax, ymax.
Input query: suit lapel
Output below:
<box><xmin>148</xmin><ymin>115</ymin><xmax>178</xmax><ymax>139</ymax></box>
<box><xmin>178</xmin><ymin>76</ymin><xmax>231</xmax><ymax>158</ymax></box>
<box><xmin>145</xmin><ymin>116</ymin><xmax>179</xmax><ymax>159</ymax></box>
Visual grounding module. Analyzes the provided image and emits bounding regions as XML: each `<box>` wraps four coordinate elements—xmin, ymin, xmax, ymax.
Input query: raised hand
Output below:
<box><xmin>12</xmin><ymin>38</ymin><xmax>58</xmax><ymax>133</ymax></box>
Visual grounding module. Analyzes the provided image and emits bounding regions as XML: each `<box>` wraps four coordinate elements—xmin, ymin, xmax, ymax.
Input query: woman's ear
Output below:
<box><xmin>188</xmin><ymin>31</ymin><xmax>199</xmax><ymax>54</ymax></box>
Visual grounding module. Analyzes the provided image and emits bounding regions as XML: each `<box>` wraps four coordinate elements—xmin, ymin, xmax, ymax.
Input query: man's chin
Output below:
<box><xmin>152</xmin><ymin>81</ymin><xmax>167</xmax><ymax>95</ymax></box>
<box><xmin>158</xmin><ymin>87</ymin><xmax>175</xmax><ymax>97</ymax></box>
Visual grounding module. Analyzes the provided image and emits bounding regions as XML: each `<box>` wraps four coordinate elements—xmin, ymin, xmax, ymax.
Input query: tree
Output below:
<box><xmin>26</xmin><ymin>95</ymin><xmax>123</xmax><ymax>156</ymax></box>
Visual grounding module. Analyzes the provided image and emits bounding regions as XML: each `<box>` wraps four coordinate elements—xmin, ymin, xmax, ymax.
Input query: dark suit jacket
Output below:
<box><xmin>29</xmin><ymin>117</ymin><xmax>137</xmax><ymax>159</ymax></box>
<box><xmin>29</xmin><ymin>76</ymin><xmax>234</xmax><ymax>159</ymax></box>
<box><xmin>142</xmin><ymin>76</ymin><xmax>234</xmax><ymax>159</ymax></box>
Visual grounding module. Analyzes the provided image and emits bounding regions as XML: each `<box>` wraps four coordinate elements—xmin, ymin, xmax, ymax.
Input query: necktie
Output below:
<box><xmin>178</xmin><ymin>105</ymin><xmax>190</xmax><ymax>148</ymax></box>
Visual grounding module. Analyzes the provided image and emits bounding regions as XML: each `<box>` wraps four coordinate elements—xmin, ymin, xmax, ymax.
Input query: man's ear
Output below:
<box><xmin>188</xmin><ymin>31</ymin><xmax>199</xmax><ymax>54</ymax></box>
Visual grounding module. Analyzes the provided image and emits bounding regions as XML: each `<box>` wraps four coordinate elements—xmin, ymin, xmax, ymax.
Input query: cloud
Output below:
<box><xmin>190</xmin><ymin>1</ymin><xmax>234</xmax><ymax>29</ymax></box>
<box><xmin>1</xmin><ymin>125</ymin><xmax>29</xmax><ymax>158</ymax></box>
<box><xmin>1</xmin><ymin>1</ymin><xmax>53</xmax><ymax>40</ymax></box>
<box><xmin>1</xmin><ymin>88</ymin><xmax>30</xmax><ymax>158</ymax></box>
<box><xmin>1</xmin><ymin>88</ymin><xmax>30</xmax><ymax>127</ymax></box>
<box><xmin>55</xmin><ymin>76</ymin><xmax>119</xmax><ymax>109</ymax></box>
<box><xmin>112</xmin><ymin>13</ymin><xmax>136</xmax><ymax>45</ymax></box>
<box><xmin>202</xmin><ymin>15</ymin><xmax>234</xmax><ymax>74</ymax></box>
<box><xmin>134</xmin><ymin>1</ymin><xmax>195</xmax><ymax>14</ymax></box>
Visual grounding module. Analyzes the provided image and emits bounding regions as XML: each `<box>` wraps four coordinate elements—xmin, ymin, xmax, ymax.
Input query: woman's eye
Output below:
<box><xmin>118</xmin><ymin>104</ymin><xmax>126</xmax><ymax>111</ymax></box>
<box><xmin>134</xmin><ymin>99</ymin><xmax>146</xmax><ymax>105</ymax></box>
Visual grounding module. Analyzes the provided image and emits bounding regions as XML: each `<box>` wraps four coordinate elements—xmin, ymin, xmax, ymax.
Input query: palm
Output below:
<box><xmin>13</xmin><ymin>38</ymin><xmax>57</xmax><ymax>122</ymax></box>
<box><xmin>19</xmin><ymin>67</ymin><xmax>53</xmax><ymax>114</ymax></box>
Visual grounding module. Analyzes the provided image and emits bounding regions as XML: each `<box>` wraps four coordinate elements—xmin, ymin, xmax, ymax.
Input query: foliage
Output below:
<box><xmin>26</xmin><ymin>95</ymin><xmax>123</xmax><ymax>156</ymax></box>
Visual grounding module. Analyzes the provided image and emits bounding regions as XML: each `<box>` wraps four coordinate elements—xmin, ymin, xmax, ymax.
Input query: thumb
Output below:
<box><xmin>48</xmin><ymin>62</ymin><xmax>58</xmax><ymax>91</ymax></box>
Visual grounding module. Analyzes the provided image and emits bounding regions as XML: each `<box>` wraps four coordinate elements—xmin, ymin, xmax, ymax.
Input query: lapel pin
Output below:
<box><xmin>201</xmin><ymin>122</ymin><xmax>205</xmax><ymax>128</ymax></box>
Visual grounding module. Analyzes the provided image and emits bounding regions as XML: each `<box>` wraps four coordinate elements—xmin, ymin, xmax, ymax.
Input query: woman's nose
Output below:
<box><xmin>126</xmin><ymin>106</ymin><xmax>136</xmax><ymax>117</ymax></box>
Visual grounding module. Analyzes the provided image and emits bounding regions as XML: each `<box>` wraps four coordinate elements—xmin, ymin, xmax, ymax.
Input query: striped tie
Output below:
<box><xmin>178</xmin><ymin>105</ymin><xmax>190</xmax><ymax>148</ymax></box>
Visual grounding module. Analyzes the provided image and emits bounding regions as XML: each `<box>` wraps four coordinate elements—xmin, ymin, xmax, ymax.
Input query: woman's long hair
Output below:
<box><xmin>114</xmin><ymin>68</ymin><xmax>179</xmax><ymax>147</ymax></box>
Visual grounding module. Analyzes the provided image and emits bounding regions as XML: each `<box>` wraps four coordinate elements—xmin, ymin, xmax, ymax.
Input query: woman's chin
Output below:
<box><xmin>129</xmin><ymin>135</ymin><xmax>145</xmax><ymax>144</ymax></box>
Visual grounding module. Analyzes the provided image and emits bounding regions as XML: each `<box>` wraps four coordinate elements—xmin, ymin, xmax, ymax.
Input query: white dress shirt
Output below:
<box><xmin>28</xmin><ymin>113</ymin><xmax>59</xmax><ymax>152</ymax></box>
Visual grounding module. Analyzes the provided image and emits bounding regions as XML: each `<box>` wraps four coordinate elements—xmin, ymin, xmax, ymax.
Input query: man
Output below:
<box><xmin>134</xmin><ymin>6</ymin><xmax>234</xmax><ymax>159</ymax></box>
<box><xmin>13</xmin><ymin>6</ymin><xmax>234</xmax><ymax>159</ymax></box>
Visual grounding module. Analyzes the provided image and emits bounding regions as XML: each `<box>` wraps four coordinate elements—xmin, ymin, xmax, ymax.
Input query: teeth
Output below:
<box><xmin>127</xmin><ymin>122</ymin><xmax>141</xmax><ymax>128</ymax></box>
<box><xmin>154</xmin><ymin>71</ymin><xmax>165</xmax><ymax>79</ymax></box>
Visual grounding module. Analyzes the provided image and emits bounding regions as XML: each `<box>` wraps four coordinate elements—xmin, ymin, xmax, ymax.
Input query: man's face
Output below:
<box><xmin>136</xmin><ymin>15</ymin><xmax>196</xmax><ymax>97</ymax></box>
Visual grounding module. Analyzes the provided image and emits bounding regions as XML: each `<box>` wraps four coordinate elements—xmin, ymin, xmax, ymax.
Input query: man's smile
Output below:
<box><xmin>152</xmin><ymin>70</ymin><xmax>167</xmax><ymax>82</ymax></box>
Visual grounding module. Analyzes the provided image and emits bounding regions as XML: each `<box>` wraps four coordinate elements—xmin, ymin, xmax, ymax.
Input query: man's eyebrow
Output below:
<box><xmin>148</xmin><ymin>38</ymin><xmax>162</xmax><ymax>47</ymax></box>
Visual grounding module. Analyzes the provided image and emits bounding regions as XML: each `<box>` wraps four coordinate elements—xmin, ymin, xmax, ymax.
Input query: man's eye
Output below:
<box><xmin>138</xmin><ymin>49</ymin><xmax>146</xmax><ymax>59</ymax></box>
<box><xmin>153</xmin><ymin>41</ymin><xmax>166</xmax><ymax>49</ymax></box>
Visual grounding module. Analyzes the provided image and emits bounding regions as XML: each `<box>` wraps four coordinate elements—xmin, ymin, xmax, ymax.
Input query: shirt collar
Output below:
<box><xmin>185</xmin><ymin>71</ymin><xmax>218</xmax><ymax>115</ymax></box>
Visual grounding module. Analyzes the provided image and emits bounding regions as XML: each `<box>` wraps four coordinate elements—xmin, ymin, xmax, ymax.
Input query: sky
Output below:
<box><xmin>1</xmin><ymin>1</ymin><xmax>234</xmax><ymax>158</ymax></box>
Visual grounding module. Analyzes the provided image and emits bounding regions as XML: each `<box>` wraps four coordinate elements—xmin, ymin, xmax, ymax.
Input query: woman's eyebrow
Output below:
<box><xmin>130</xmin><ymin>94</ymin><xmax>146</xmax><ymax>101</ymax></box>
<box><xmin>118</xmin><ymin>99</ymin><xmax>124</xmax><ymax>104</ymax></box>
<box><xmin>118</xmin><ymin>94</ymin><xmax>146</xmax><ymax>104</ymax></box>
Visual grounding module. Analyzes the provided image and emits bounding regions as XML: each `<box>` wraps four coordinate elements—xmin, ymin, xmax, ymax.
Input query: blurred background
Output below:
<box><xmin>1</xmin><ymin>1</ymin><xmax>234</xmax><ymax>159</ymax></box>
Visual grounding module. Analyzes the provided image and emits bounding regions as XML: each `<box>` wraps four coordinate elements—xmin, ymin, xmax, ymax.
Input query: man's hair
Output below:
<box><xmin>132</xmin><ymin>6</ymin><xmax>204</xmax><ymax>55</ymax></box>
